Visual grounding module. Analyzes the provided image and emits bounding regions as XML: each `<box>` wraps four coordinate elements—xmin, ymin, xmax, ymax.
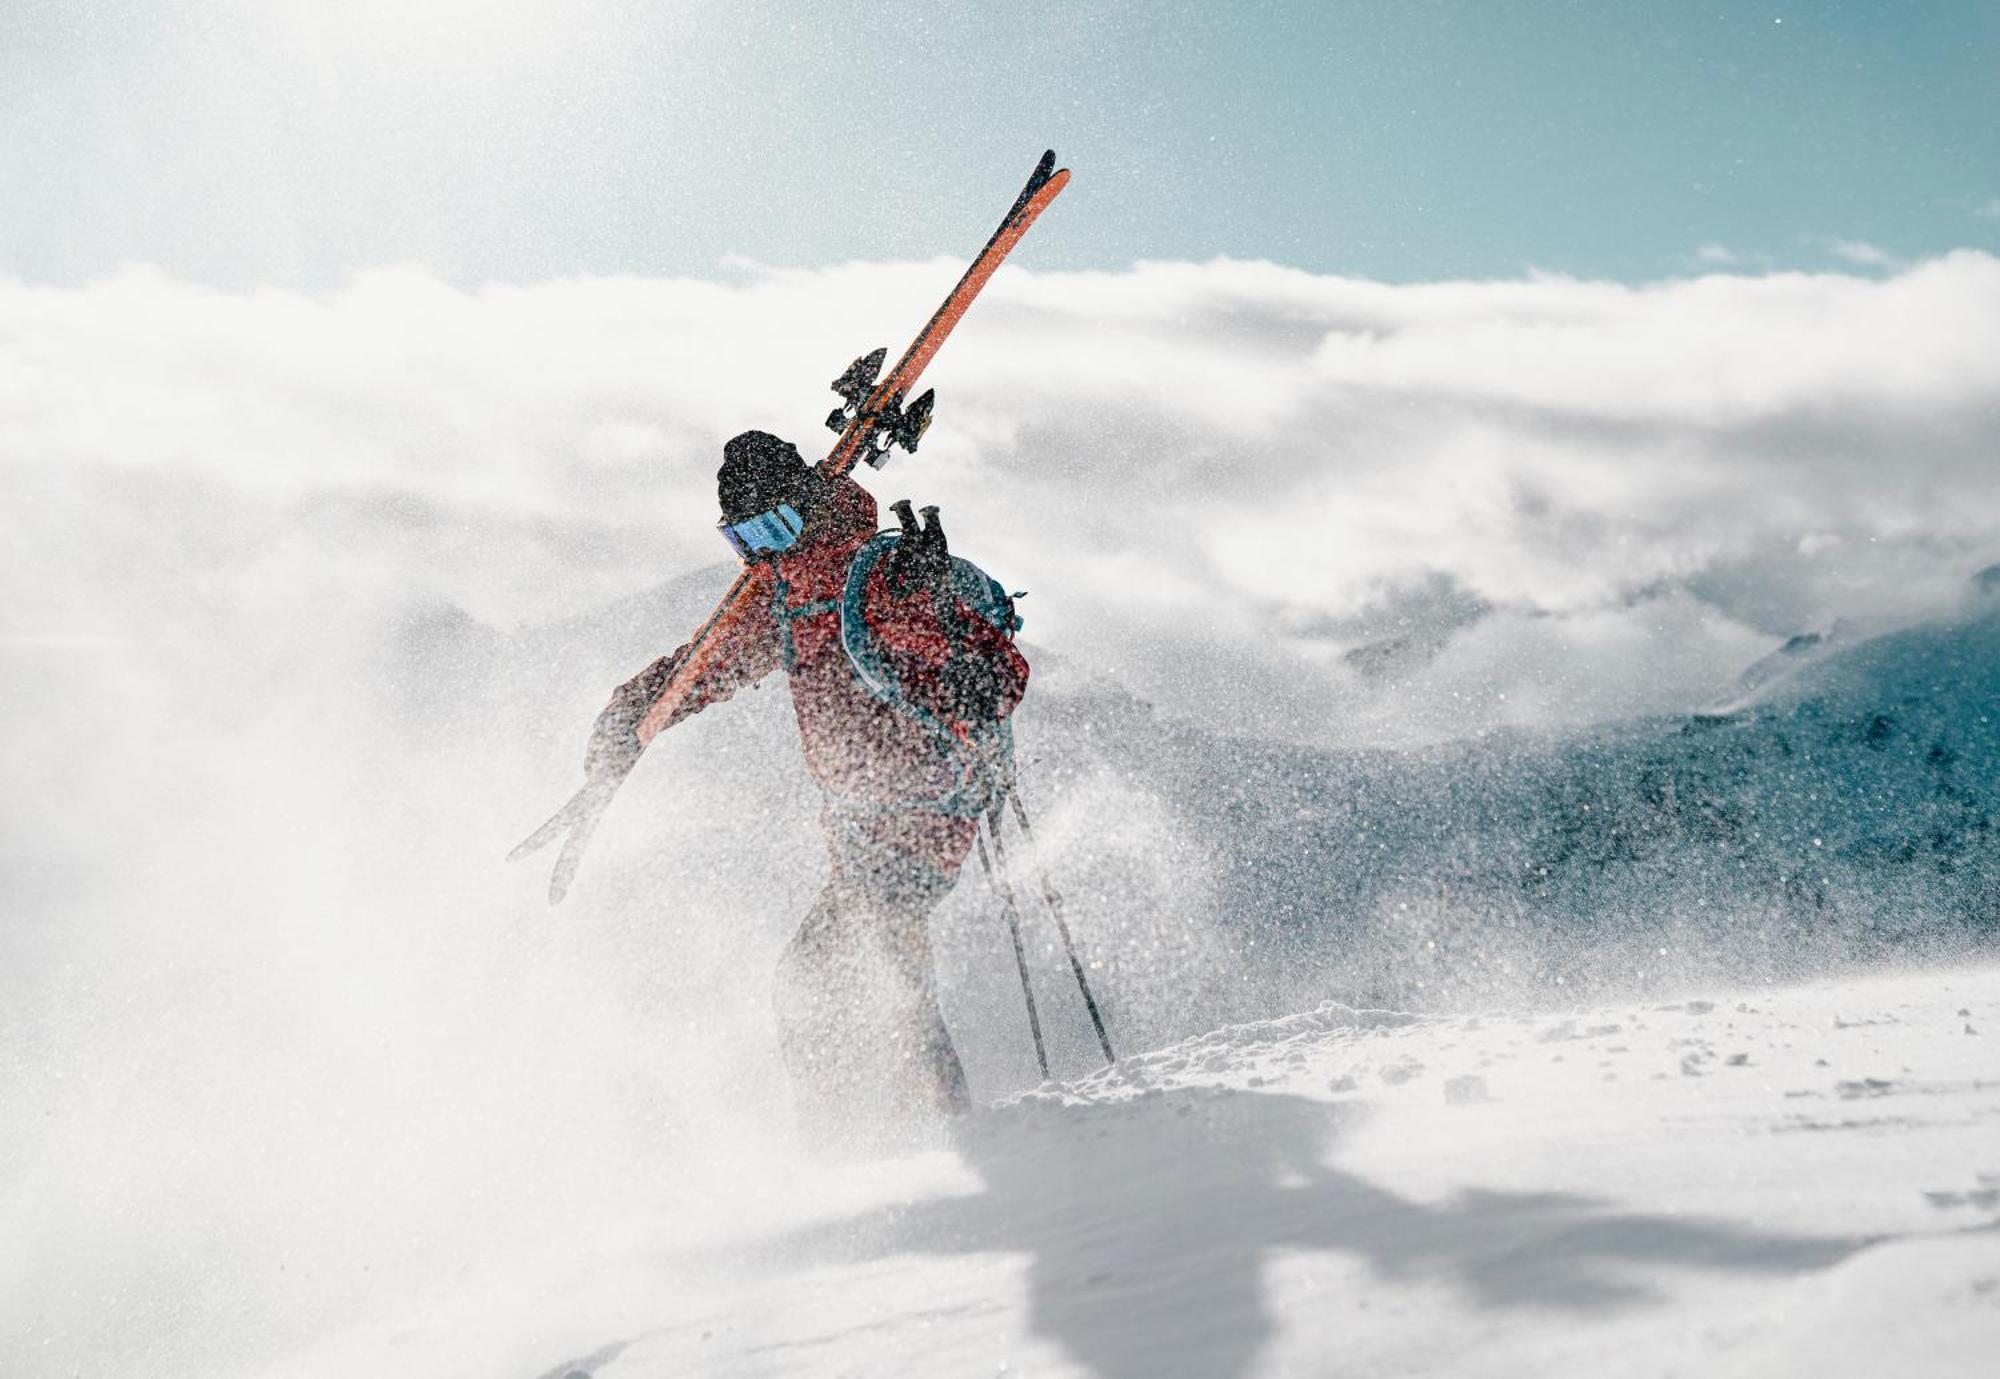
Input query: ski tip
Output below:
<box><xmin>510</xmin><ymin>787</ymin><xmax>593</xmax><ymax>862</ymax></box>
<box><xmin>507</xmin><ymin>818</ymin><xmax>562</xmax><ymax>861</ymax></box>
<box><xmin>548</xmin><ymin>832</ymin><xmax>591</xmax><ymax>906</ymax></box>
<box><xmin>548</xmin><ymin>853</ymin><xmax>578</xmax><ymax>904</ymax></box>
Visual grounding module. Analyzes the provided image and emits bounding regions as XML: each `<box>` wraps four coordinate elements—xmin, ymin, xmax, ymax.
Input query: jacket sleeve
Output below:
<box><xmin>585</xmin><ymin>598</ymin><xmax>783</xmax><ymax>774</ymax></box>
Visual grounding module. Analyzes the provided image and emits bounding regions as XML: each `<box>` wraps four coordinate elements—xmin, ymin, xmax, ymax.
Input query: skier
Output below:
<box><xmin>586</xmin><ymin>429</ymin><xmax>1030</xmax><ymax>1137</ymax></box>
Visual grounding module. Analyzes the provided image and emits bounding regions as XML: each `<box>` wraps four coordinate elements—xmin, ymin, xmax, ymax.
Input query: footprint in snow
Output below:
<box><xmin>1444</xmin><ymin>1074</ymin><xmax>1489</xmax><ymax>1105</ymax></box>
<box><xmin>1836</xmin><ymin>1077</ymin><xmax>1896</xmax><ymax>1098</ymax></box>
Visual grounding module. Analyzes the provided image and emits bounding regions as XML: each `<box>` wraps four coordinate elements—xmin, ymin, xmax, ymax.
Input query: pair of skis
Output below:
<box><xmin>511</xmin><ymin>151</ymin><xmax>1073</xmax><ymax>904</ymax></box>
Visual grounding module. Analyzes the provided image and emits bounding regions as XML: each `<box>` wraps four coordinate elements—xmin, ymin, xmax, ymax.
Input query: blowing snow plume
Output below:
<box><xmin>5</xmin><ymin>254</ymin><xmax>2000</xmax><ymax>1379</ymax></box>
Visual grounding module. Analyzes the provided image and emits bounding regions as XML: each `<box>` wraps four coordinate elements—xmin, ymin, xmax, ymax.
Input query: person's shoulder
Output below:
<box><xmin>824</xmin><ymin>472</ymin><xmax>879</xmax><ymax>528</ymax></box>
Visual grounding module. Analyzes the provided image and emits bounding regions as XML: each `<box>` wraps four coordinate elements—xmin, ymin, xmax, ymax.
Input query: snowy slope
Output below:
<box><xmin>508</xmin><ymin>963</ymin><xmax>2000</xmax><ymax>1379</ymax></box>
<box><xmin>1000</xmin><ymin>581</ymin><xmax>2000</xmax><ymax>1032</ymax></box>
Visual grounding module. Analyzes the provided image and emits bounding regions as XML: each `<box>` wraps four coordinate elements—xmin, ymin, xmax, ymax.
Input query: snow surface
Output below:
<box><xmin>288</xmin><ymin>964</ymin><xmax>2000</xmax><ymax>1379</ymax></box>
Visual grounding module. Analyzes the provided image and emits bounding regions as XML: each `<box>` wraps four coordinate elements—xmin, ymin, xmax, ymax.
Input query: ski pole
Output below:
<box><xmin>976</xmin><ymin>819</ymin><xmax>1049</xmax><ymax>1080</ymax></box>
<box><xmin>998</xmin><ymin>791</ymin><xmax>1117</xmax><ymax>1066</ymax></box>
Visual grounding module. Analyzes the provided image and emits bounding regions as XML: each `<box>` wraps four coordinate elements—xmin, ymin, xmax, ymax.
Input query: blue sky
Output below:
<box><xmin>3</xmin><ymin>0</ymin><xmax>1996</xmax><ymax>286</ymax></box>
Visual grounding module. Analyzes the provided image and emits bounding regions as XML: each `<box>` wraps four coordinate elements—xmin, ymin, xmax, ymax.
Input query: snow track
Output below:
<box><xmin>520</xmin><ymin>964</ymin><xmax>2000</xmax><ymax>1379</ymax></box>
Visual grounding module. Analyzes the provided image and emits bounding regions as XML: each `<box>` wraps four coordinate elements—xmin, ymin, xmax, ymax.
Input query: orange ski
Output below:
<box><xmin>513</xmin><ymin>151</ymin><xmax>1071</xmax><ymax>904</ymax></box>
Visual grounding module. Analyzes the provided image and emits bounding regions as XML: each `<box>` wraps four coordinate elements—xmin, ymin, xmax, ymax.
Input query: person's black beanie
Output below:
<box><xmin>717</xmin><ymin>431</ymin><xmax>810</xmax><ymax>522</ymax></box>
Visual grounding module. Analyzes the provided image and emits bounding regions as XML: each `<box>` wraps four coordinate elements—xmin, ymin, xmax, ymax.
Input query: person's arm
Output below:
<box><xmin>584</xmin><ymin>604</ymin><xmax>783</xmax><ymax>775</ymax></box>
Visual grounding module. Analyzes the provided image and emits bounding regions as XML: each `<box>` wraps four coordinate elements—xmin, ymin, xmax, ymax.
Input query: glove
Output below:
<box><xmin>885</xmin><ymin>500</ymin><xmax>951</xmax><ymax>597</ymax></box>
<box><xmin>584</xmin><ymin>650</ymin><xmax>683</xmax><ymax>777</ymax></box>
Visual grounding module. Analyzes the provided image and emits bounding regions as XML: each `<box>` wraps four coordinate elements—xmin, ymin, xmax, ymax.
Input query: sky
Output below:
<box><xmin>4</xmin><ymin>0</ymin><xmax>1998</xmax><ymax>287</ymax></box>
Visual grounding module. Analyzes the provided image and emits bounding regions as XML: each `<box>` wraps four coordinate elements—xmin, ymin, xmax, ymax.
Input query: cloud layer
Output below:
<box><xmin>9</xmin><ymin>251</ymin><xmax>1998</xmax><ymax>744</ymax></box>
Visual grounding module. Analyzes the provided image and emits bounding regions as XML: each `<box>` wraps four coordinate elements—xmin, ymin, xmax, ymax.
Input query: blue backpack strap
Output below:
<box><xmin>839</xmin><ymin>534</ymin><xmax>921</xmax><ymax>711</ymax></box>
<box><xmin>769</xmin><ymin>569</ymin><xmax>839</xmax><ymax>673</ymax></box>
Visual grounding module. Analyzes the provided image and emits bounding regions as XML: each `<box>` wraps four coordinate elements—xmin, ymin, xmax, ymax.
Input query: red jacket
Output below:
<box><xmin>631</xmin><ymin>477</ymin><xmax>1029</xmax><ymax>809</ymax></box>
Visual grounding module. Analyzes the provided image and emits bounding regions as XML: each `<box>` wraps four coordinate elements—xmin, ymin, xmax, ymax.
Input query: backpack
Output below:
<box><xmin>838</xmin><ymin>532</ymin><xmax>1023</xmax><ymax>810</ymax></box>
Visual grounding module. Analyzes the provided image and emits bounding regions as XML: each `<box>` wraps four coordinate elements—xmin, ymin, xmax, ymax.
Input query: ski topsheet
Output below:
<box><xmin>512</xmin><ymin>151</ymin><xmax>1071</xmax><ymax>904</ymax></box>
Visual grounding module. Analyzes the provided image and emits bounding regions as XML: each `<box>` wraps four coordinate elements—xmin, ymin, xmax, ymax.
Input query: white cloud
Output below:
<box><xmin>1694</xmin><ymin>242</ymin><xmax>1740</xmax><ymax>265</ymax></box>
<box><xmin>8</xmin><ymin>253</ymin><xmax>2000</xmax><ymax>744</ymax></box>
<box><xmin>1826</xmin><ymin>238</ymin><xmax>1902</xmax><ymax>270</ymax></box>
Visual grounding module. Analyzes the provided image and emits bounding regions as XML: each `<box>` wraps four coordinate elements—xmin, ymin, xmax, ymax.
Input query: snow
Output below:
<box><xmin>445</xmin><ymin>965</ymin><xmax>2000</xmax><ymax>1379</ymax></box>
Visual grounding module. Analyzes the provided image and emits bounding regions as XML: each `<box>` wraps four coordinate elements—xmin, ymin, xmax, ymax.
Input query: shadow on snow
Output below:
<box><xmin>742</xmin><ymin>1086</ymin><xmax>1869</xmax><ymax>1378</ymax></box>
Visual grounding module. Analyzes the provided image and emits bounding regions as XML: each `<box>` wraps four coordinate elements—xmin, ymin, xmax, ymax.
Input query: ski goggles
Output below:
<box><xmin>717</xmin><ymin>503</ymin><xmax>805</xmax><ymax>560</ymax></box>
